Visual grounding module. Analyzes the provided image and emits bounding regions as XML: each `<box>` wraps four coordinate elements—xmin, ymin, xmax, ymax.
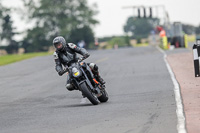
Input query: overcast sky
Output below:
<box><xmin>88</xmin><ymin>0</ymin><xmax>200</xmax><ymax>37</ymax></box>
<box><xmin>2</xmin><ymin>0</ymin><xmax>200</xmax><ymax>39</ymax></box>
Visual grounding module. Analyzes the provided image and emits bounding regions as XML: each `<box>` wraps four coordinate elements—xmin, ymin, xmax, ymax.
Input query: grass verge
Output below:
<box><xmin>0</xmin><ymin>52</ymin><xmax>52</xmax><ymax>66</ymax></box>
<box><xmin>132</xmin><ymin>43</ymin><xmax>149</xmax><ymax>47</ymax></box>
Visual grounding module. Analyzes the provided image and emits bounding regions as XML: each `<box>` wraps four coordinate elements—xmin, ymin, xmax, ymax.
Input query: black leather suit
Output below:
<box><xmin>53</xmin><ymin>43</ymin><xmax>98</xmax><ymax>90</ymax></box>
<box><xmin>53</xmin><ymin>43</ymin><xmax>89</xmax><ymax>72</ymax></box>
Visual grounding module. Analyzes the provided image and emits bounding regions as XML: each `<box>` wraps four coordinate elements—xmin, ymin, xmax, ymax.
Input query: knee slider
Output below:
<box><xmin>89</xmin><ymin>63</ymin><xmax>95</xmax><ymax>69</ymax></box>
<box><xmin>89</xmin><ymin>63</ymin><xmax>98</xmax><ymax>70</ymax></box>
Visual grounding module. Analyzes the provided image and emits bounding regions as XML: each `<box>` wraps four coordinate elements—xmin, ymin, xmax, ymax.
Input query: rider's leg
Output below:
<box><xmin>65</xmin><ymin>74</ymin><xmax>74</xmax><ymax>91</ymax></box>
<box><xmin>88</xmin><ymin>63</ymin><xmax>105</xmax><ymax>84</ymax></box>
<box><xmin>65</xmin><ymin>73</ymin><xmax>86</xmax><ymax>99</ymax></box>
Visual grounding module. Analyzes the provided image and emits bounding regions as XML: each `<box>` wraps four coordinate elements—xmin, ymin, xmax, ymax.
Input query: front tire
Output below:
<box><xmin>80</xmin><ymin>82</ymin><xmax>99</xmax><ymax>105</ymax></box>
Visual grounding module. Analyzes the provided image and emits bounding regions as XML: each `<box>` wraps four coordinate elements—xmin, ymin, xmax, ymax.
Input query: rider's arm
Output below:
<box><xmin>53</xmin><ymin>52</ymin><xmax>63</xmax><ymax>74</ymax></box>
<box><xmin>68</xmin><ymin>43</ymin><xmax>90</xmax><ymax>59</ymax></box>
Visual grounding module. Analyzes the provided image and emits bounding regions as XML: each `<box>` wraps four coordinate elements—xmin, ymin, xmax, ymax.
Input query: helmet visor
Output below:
<box><xmin>54</xmin><ymin>43</ymin><xmax>63</xmax><ymax>49</ymax></box>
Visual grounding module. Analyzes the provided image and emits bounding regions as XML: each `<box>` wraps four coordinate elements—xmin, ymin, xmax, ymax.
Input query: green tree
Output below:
<box><xmin>0</xmin><ymin>2</ymin><xmax>3</xmax><ymax>18</ymax></box>
<box><xmin>124</xmin><ymin>17</ymin><xmax>159</xmax><ymax>38</ymax></box>
<box><xmin>22</xmin><ymin>27</ymin><xmax>49</xmax><ymax>52</ymax></box>
<box><xmin>68</xmin><ymin>26</ymin><xmax>94</xmax><ymax>49</ymax></box>
<box><xmin>22</xmin><ymin>0</ymin><xmax>98</xmax><ymax>52</ymax></box>
<box><xmin>196</xmin><ymin>24</ymin><xmax>200</xmax><ymax>35</ymax></box>
<box><xmin>182</xmin><ymin>24</ymin><xmax>195</xmax><ymax>35</ymax></box>
<box><xmin>0</xmin><ymin>3</ymin><xmax>18</xmax><ymax>53</ymax></box>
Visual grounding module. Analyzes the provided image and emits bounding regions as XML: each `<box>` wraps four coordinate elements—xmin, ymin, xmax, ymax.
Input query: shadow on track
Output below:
<box><xmin>52</xmin><ymin>103</ymin><xmax>94</xmax><ymax>108</ymax></box>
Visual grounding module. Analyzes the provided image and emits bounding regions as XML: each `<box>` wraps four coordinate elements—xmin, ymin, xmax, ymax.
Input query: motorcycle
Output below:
<box><xmin>61</xmin><ymin>57</ymin><xmax>109</xmax><ymax>105</ymax></box>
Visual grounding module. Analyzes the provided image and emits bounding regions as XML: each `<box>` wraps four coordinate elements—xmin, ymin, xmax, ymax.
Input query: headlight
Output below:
<box><xmin>74</xmin><ymin>71</ymin><xmax>80</xmax><ymax>76</ymax></box>
<box><xmin>72</xmin><ymin>67</ymin><xmax>81</xmax><ymax>77</ymax></box>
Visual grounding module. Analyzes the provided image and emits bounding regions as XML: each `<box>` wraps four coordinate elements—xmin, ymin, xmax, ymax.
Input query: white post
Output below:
<box><xmin>193</xmin><ymin>43</ymin><xmax>200</xmax><ymax>77</ymax></box>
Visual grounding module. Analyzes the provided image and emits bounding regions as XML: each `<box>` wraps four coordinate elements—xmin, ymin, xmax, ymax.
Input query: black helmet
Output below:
<box><xmin>53</xmin><ymin>36</ymin><xmax>66</xmax><ymax>51</ymax></box>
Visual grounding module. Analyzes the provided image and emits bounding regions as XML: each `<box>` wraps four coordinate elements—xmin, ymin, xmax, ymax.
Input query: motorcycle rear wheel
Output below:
<box><xmin>98</xmin><ymin>89</ymin><xmax>109</xmax><ymax>103</ymax></box>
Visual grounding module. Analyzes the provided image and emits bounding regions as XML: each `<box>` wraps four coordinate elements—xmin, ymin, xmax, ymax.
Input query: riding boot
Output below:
<box><xmin>96</xmin><ymin>75</ymin><xmax>106</xmax><ymax>85</ymax></box>
<box><xmin>93</xmin><ymin>71</ymin><xmax>106</xmax><ymax>85</ymax></box>
<box><xmin>89</xmin><ymin>63</ymin><xmax>106</xmax><ymax>85</ymax></box>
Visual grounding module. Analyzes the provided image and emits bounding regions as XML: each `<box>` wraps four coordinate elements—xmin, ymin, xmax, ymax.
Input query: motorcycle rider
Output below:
<box><xmin>53</xmin><ymin>36</ymin><xmax>105</xmax><ymax>91</ymax></box>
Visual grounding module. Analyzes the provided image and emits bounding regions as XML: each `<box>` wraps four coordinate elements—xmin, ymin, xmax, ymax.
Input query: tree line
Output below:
<box><xmin>0</xmin><ymin>0</ymin><xmax>98</xmax><ymax>53</ymax></box>
<box><xmin>1</xmin><ymin>0</ymin><xmax>200</xmax><ymax>53</ymax></box>
<box><xmin>123</xmin><ymin>16</ymin><xmax>200</xmax><ymax>38</ymax></box>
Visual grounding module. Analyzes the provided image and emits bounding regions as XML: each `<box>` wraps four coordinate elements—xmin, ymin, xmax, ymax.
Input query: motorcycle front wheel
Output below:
<box><xmin>80</xmin><ymin>82</ymin><xmax>99</xmax><ymax>105</ymax></box>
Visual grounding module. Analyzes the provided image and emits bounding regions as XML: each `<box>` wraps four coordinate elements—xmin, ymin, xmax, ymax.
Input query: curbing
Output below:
<box><xmin>156</xmin><ymin>46</ymin><xmax>187</xmax><ymax>133</ymax></box>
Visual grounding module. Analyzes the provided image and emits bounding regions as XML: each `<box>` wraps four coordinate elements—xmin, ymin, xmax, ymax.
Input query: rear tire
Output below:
<box><xmin>80</xmin><ymin>82</ymin><xmax>99</xmax><ymax>105</ymax></box>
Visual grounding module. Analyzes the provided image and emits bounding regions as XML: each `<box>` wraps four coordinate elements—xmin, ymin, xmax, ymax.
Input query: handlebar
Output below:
<box><xmin>78</xmin><ymin>57</ymin><xmax>85</xmax><ymax>62</ymax></box>
<box><xmin>60</xmin><ymin>57</ymin><xmax>85</xmax><ymax>75</ymax></box>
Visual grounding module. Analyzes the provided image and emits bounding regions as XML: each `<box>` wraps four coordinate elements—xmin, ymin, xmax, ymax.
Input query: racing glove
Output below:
<box><xmin>83</xmin><ymin>53</ymin><xmax>90</xmax><ymax>59</ymax></box>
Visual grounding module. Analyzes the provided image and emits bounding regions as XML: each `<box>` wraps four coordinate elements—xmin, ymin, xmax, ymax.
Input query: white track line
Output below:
<box><xmin>156</xmin><ymin>46</ymin><xmax>187</xmax><ymax>133</ymax></box>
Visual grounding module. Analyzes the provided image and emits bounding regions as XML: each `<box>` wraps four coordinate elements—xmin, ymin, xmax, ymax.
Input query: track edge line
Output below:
<box><xmin>156</xmin><ymin>46</ymin><xmax>187</xmax><ymax>133</ymax></box>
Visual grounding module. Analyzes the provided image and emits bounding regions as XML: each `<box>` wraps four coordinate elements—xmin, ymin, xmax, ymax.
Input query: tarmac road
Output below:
<box><xmin>0</xmin><ymin>46</ymin><xmax>178</xmax><ymax>133</ymax></box>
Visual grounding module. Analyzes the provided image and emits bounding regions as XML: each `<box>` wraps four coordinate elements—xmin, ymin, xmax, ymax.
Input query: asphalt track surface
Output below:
<box><xmin>0</xmin><ymin>46</ymin><xmax>178</xmax><ymax>133</ymax></box>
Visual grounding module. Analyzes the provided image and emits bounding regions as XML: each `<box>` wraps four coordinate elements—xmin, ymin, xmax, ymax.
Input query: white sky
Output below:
<box><xmin>2</xmin><ymin>0</ymin><xmax>200</xmax><ymax>39</ymax></box>
<box><xmin>88</xmin><ymin>0</ymin><xmax>200</xmax><ymax>37</ymax></box>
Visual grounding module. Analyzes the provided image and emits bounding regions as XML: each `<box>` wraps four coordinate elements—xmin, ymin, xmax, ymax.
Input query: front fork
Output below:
<box><xmin>80</xmin><ymin>67</ymin><xmax>102</xmax><ymax>97</ymax></box>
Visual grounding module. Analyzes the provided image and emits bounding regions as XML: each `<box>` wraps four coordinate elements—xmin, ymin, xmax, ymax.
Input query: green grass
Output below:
<box><xmin>0</xmin><ymin>52</ymin><xmax>52</xmax><ymax>66</ymax></box>
<box><xmin>131</xmin><ymin>43</ymin><xmax>149</xmax><ymax>47</ymax></box>
<box><xmin>187</xmin><ymin>35</ymin><xmax>196</xmax><ymax>42</ymax></box>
